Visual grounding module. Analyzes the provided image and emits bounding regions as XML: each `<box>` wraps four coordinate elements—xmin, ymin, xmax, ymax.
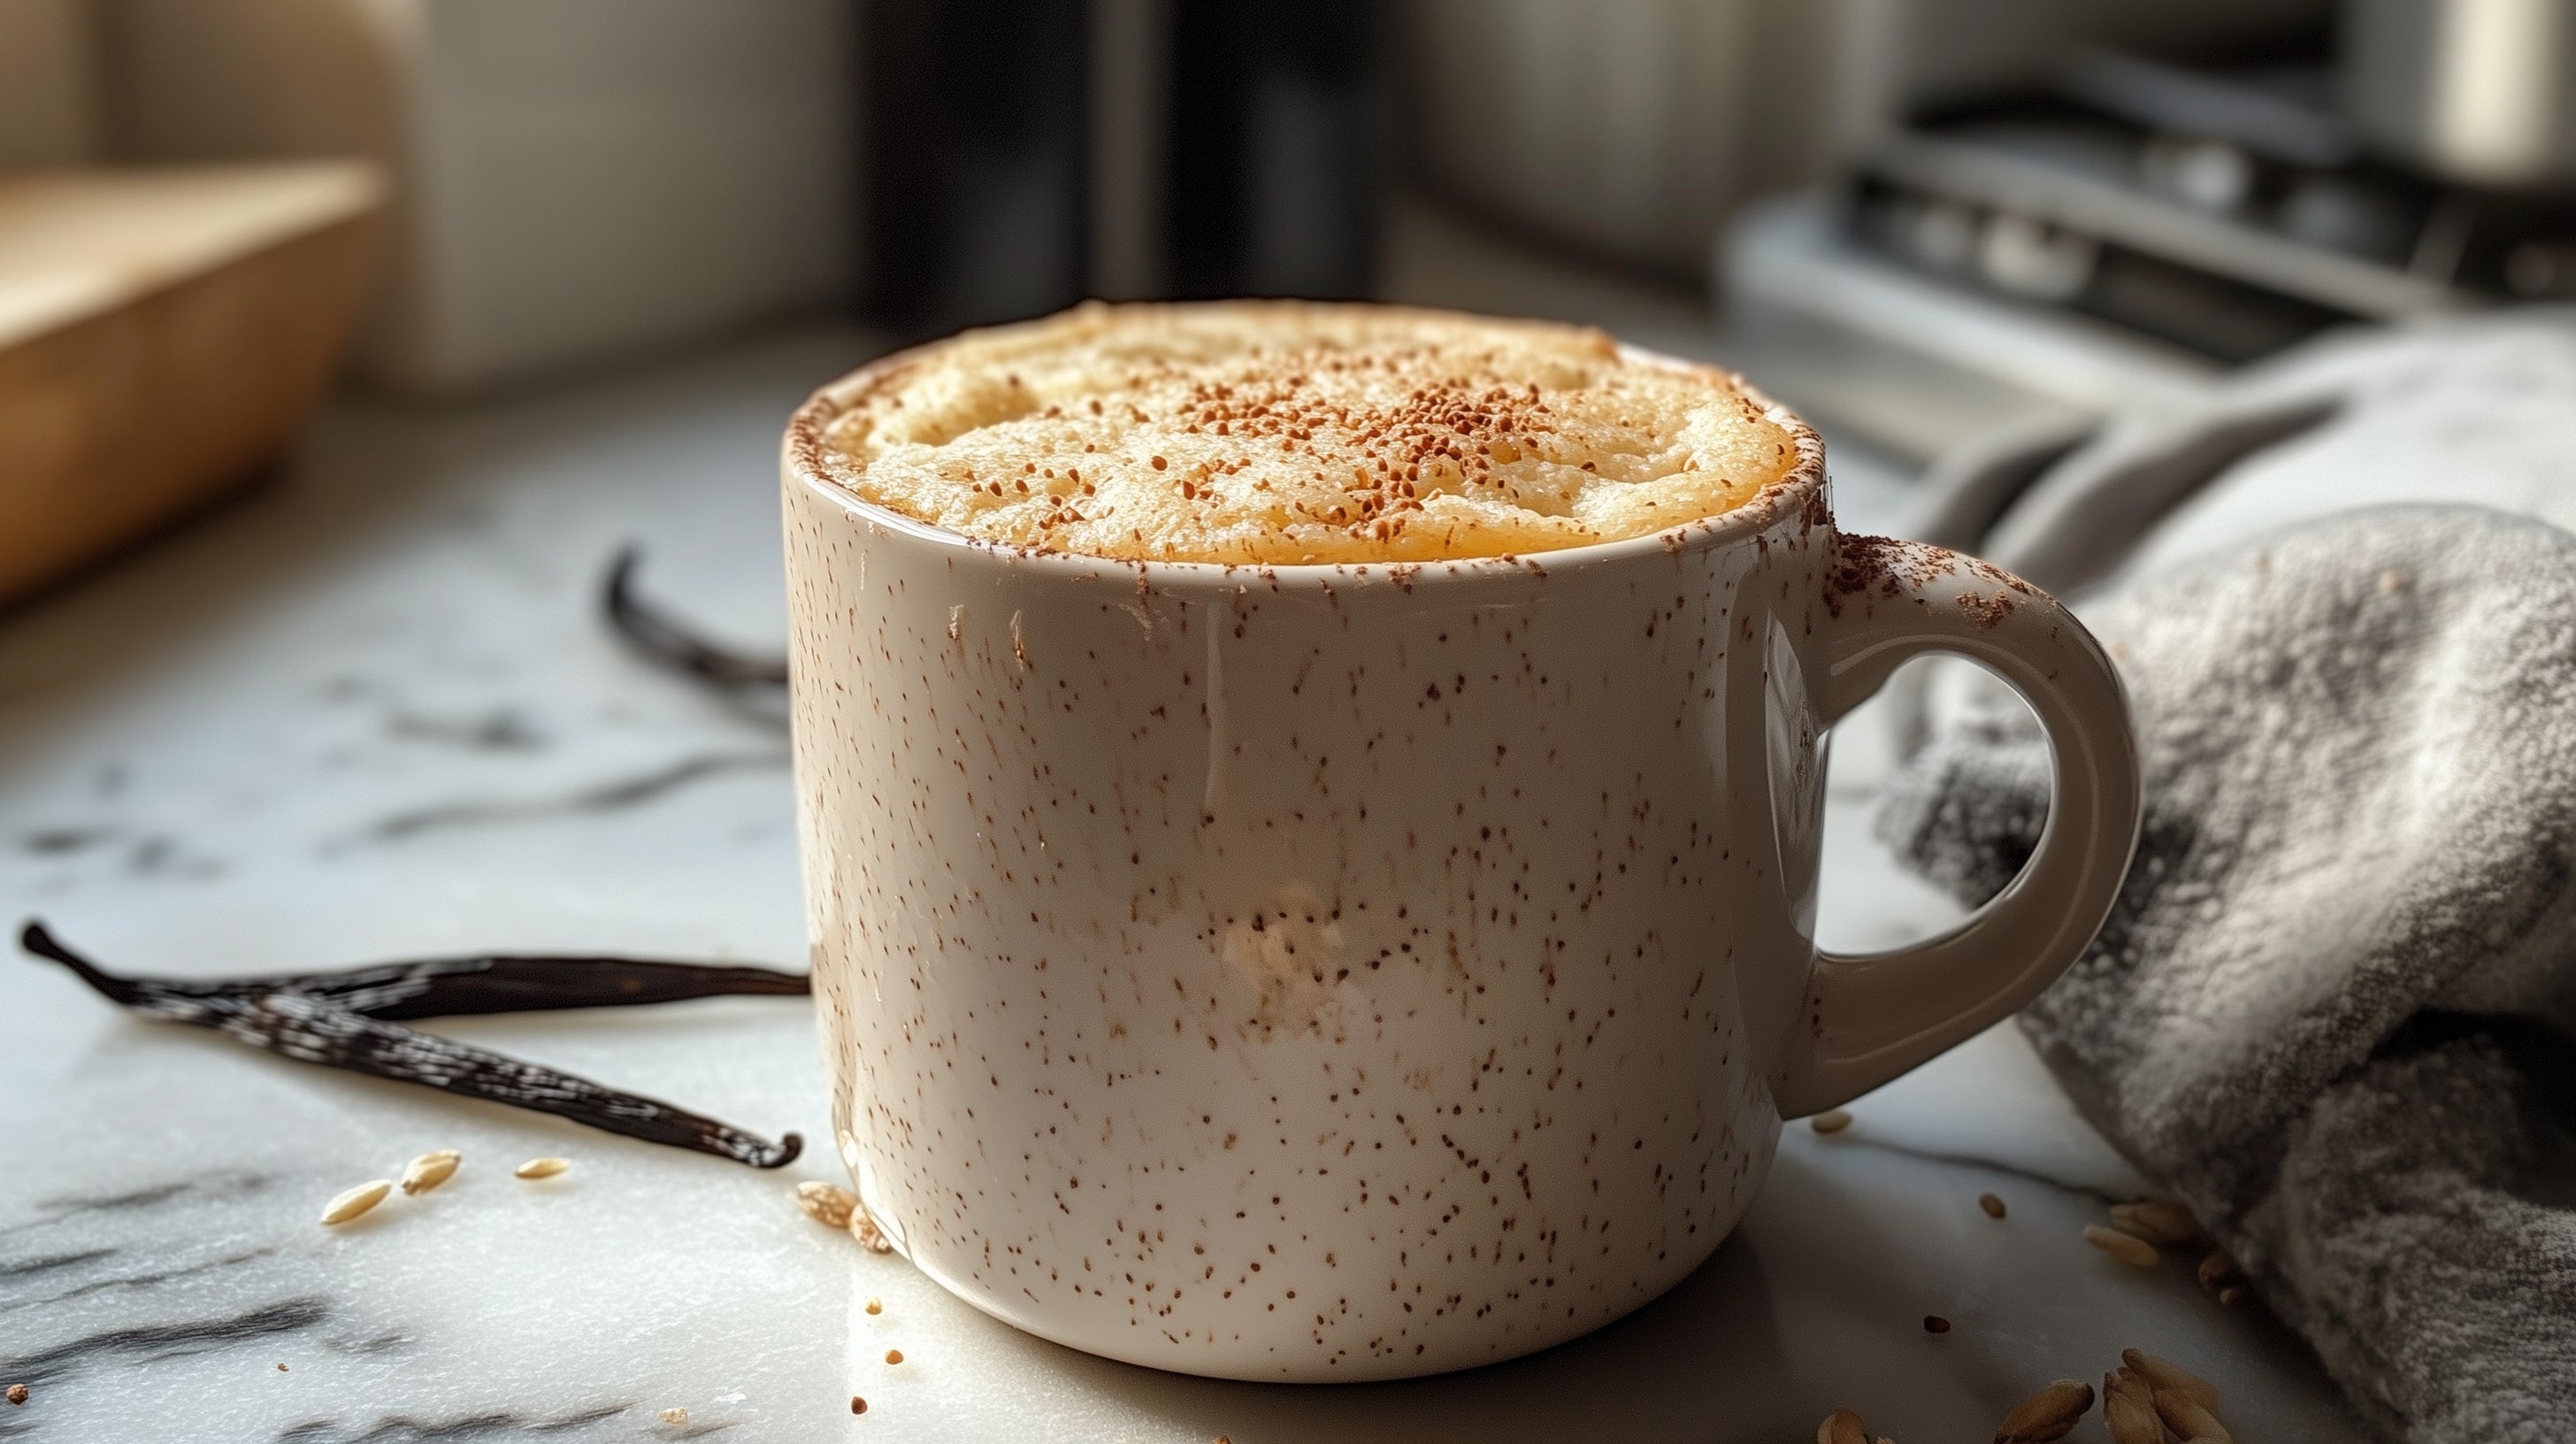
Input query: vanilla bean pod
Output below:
<box><xmin>17</xmin><ymin>941</ymin><xmax>808</xmax><ymax>1020</ymax></box>
<box><xmin>604</xmin><ymin>546</ymin><xmax>790</xmax><ymax>690</ymax></box>
<box><xmin>21</xmin><ymin>923</ymin><xmax>803</xmax><ymax>1169</ymax></box>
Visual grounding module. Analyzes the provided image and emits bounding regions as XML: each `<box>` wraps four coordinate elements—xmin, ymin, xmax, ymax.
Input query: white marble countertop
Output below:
<box><xmin>0</xmin><ymin>328</ymin><xmax>2362</xmax><ymax>1441</ymax></box>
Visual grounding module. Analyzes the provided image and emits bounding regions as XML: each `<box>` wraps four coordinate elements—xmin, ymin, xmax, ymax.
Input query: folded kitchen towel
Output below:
<box><xmin>1907</xmin><ymin>307</ymin><xmax>2576</xmax><ymax>596</ymax></box>
<box><xmin>1880</xmin><ymin>503</ymin><xmax>2576</xmax><ymax>1442</ymax></box>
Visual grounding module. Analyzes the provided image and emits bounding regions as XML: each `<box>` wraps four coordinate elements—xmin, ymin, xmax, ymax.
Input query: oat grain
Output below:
<box><xmin>320</xmin><ymin>1180</ymin><xmax>392</xmax><ymax>1225</ymax></box>
<box><xmin>2082</xmin><ymin>1225</ymin><xmax>2158</xmax><ymax>1267</ymax></box>
<box><xmin>2152</xmin><ymin>1387</ymin><xmax>2232</xmax><ymax>1443</ymax></box>
<box><xmin>2123</xmin><ymin>1349</ymin><xmax>2220</xmax><ymax>1411</ymax></box>
<box><xmin>2104</xmin><ymin>1379</ymin><xmax>2161</xmax><ymax>1444</ymax></box>
<box><xmin>1994</xmin><ymin>1379</ymin><xmax>2092</xmax><ymax>1442</ymax></box>
<box><xmin>796</xmin><ymin>1179</ymin><xmax>860</xmax><ymax>1229</ymax></box>
<box><xmin>2109</xmin><ymin>1199</ymin><xmax>2204</xmax><ymax>1246</ymax></box>
<box><xmin>400</xmin><ymin>1149</ymin><xmax>460</xmax><ymax>1195</ymax></box>
<box><xmin>1818</xmin><ymin>1406</ymin><xmax>1867</xmax><ymax>1444</ymax></box>
<box><xmin>851</xmin><ymin>1207</ymin><xmax>895</xmax><ymax>1254</ymax></box>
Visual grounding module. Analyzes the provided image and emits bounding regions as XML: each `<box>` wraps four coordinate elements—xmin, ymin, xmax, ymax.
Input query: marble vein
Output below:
<box><xmin>1820</xmin><ymin>1128</ymin><xmax>2139</xmax><ymax>1208</ymax></box>
<box><xmin>0</xmin><ymin>1247</ymin><xmax>280</xmax><ymax>1314</ymax></box>
<box><xmin>1</xmin><ymin>1298</ymin><xmax>333</xmax><ymax>1383</ymax></box>
<box><xmin>347</xmin><ymin>751</ymin><xmax>789</xmax><ymax>844</ymax></box>
<box><xmin>273</xmin><ymin>1402</ymin><xmax>631</xmax><ymax>1443</ymax></box>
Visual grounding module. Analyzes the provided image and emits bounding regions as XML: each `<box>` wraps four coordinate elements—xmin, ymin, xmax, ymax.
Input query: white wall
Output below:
<box><xmin>98</xmin><ymin>0</ymin><xmax>857</xmax><ymax>396</ymax></box>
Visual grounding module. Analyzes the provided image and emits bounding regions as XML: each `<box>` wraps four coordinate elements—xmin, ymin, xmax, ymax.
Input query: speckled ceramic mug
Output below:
<box><xmin>781</xmin><ymin>354</ymin><xmax>2140</xmax><ymax>1382</ymax></box>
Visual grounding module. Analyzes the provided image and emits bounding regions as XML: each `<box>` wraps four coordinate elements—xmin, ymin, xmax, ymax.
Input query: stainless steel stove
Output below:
<box><xmin>1719</xmin><ymin>48</ymin><xmax>2576</xmax><ymax>460</ymax></box>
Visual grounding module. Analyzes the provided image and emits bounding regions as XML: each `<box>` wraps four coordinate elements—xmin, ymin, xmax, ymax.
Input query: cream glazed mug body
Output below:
<box><xmin>781</xmin><ymin>358</ymin><xmax>2141</xmax><ymax>1382</ymax></box>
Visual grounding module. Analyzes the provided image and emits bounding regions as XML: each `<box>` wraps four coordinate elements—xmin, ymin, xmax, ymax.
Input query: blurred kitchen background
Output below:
<box><xmin>7</xmin><ymin>0</ymin><xmax>2576</xmax><ymax>603</ymax></box>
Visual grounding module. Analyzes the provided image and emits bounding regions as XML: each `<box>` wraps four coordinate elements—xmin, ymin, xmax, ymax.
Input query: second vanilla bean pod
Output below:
<box><xmin>603</xmin><ymin>546</ymin><xmax>790</xmax><ymax>691</ymax></box>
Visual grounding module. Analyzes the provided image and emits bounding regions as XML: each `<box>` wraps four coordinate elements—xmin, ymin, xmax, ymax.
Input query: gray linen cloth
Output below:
<box><xmin>1880</xmin><ymin>317</ymin><xmax>2576</xmax><ymax>1442</ymax></box>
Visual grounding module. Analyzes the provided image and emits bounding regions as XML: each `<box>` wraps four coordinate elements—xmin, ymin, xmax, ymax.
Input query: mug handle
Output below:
<box><xmin>1770</xmin><ymin>537</ymin><xmax>2142</xmax><ymax>1119</ymax></box>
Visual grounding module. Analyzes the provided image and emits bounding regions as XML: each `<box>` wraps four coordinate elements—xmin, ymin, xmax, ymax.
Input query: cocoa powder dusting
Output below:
<box><xmin>1798</xmin><ymin>484</ymin><xmax>1829</xmax><ymax>533</ymax></box>
<box><xmin>1956</xmin><ymin>588</ymin><xmax>2018</xmax><ymax>628</ymax></box>
<box><xmin>1965</xmin><ymin>554</ymin><xmax>2043</xmax><ymax>597</ymax></box>
<box><xmin>1824</xmin><ymin>534</ymin><xmax>1938</xmax><ymax>617</ymax></box>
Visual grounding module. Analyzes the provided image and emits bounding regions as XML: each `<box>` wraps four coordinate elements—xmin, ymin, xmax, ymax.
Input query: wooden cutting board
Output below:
<box><xmin>0</xmin><ymin>162</ymin><xmax>384</xmax><ymax>608</ymax></box>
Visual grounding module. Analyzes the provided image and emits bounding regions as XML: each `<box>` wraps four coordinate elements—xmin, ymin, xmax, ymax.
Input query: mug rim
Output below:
<box><xmin>782</xmin><ymin>310</ymin><xmax>1829</xmax><ymax>595</ymax></box>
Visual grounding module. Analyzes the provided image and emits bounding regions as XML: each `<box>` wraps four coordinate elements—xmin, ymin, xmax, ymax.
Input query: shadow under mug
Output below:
<box><xmin>781</xmin><ymin>350</ymin><xmax>2140</xmax><ymax>1382</ymax></box>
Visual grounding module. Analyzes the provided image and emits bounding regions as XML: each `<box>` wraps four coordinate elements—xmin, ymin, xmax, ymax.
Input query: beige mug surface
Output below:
<box><xmin>782</xmin><ymin>349</ymin><xmax>2140</xmax><ymax>1381</ymax></box>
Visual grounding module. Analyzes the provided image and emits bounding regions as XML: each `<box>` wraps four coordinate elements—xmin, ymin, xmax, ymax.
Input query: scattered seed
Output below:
<box><xmin>2122</xmin><ymin>1348</ymin><xmax>2220</xmax><ymax>1411</ymax></box>
<box><xmin>1818</xmin><ymin>1406</ymin><xmax>1867</xmax><ymax>1444</ymax></box>
<box><xmin>5</xmin><ymin>1384</ymin><xmax>26</xmax><ymax>1406</ymax></box>
<box><xmin>1923</xmin><ymin>1314</ymin><xmax>1951</xmax><ymax>1333</ymax></box>
<box><xmin>659</xmin><ymin>1407</ymin><xmax>688</xmax><ymax>1425</ymax></box>
<box><xmin>865</xmin><ymin>1298</ymin><xmax>884</xmax><ymax>1315</ymax></box>
<box><xmin>2103</xmin><ymin>1372</ymin><xmax>2161</xmax><ymax>1444</ymax></box>
<box><xmin>514</xmin><ymin>1157</ymin><xmax>569</xmax><ymax>1179</ymax></box>
<box><xmin>400</xmin><ymin>1149</ymin><xmax>461</xmax><ymax>1195</ymax></box>
<box><xmin>851</xmin><ymin>1395</ymin><xmax>868</xmax><ymax>1415</ymax></box>
<box><xmin>1809</xmin><ymin>1109</ymin><xmax>1853</xmax><ymax>1135</ymax></box>
<box><xmin>796</xmin><ymin>1180</ymin><xmax>860</xmax><ymax>1229</ymax></box>
<box><xmin>2082</xmin><ymin>1225</ymin><xmax>2158</xmax><ymax>1267</ymax></box>
<box><xmin>2152</xmin><ymin>1387</ymin><xmax>2232</xmax><ymax>1443</ymax></box>
<box><xmin>1978</xmin><ymin>1192</ymin><xmax>2008</xmax><ymax>1219</ymax></box>
<box><xmin>2110</xmin><ymin>1199</ymin><xmax>2204</xmax><ymax>1246</ymax></box>
<box><xmin>2106</xmin><ymin>1364</ymin><xmax>2150</xmax><ymax>1398</ymax></box>
<box><xmin>276</xmin><ymin>1363</ymin><xmax>288</xmax><ymax>1372</ymax></box>
<box><xmin>2217</xmin><ymin>1283</ymin><xmax>2247</xmax><ymax>1308</ymax></box>
<box><xmin>320</xmin><ymin>1179</ymin><xmax>393</xmax><ymax>1225</ymax></box>
<box><xmin>851</xmin><ymin>1207</ymin><xmax>895</xmax><ymax>1254</ymax></box>
<box><xmin>1994</xmin><ymin>1379</ymin><xmax>2093</xmax><ymax>1442</ymax></box>
<box><xmin>2196</xmin><ymin>1248</ymin><xmax>2242</xmax><ymax>1289</ymax></box>
<box><xmin>884</xmin><ymin>1349</ymin><xmax>903</xmax><ymax>1365</ymax></box>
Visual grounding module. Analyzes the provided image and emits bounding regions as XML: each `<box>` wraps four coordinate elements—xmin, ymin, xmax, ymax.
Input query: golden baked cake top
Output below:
<box><xmin>805</xmin><ymin>301</ymin><xmax>1803</xmax><ymax>565</ymax></box>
